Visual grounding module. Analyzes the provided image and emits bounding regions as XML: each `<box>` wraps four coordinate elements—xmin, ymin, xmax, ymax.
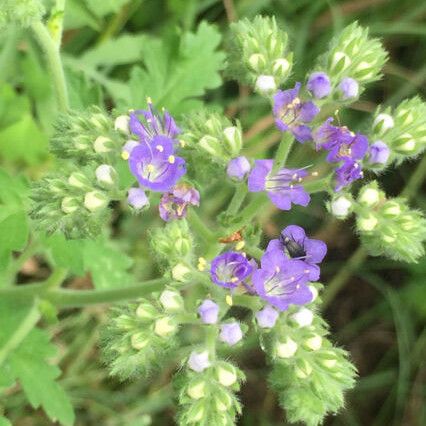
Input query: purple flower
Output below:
<box><xmin>368</xmin><ymin>141</ymin><xmax>390</xmax><ymax>165</ymax></box>
<box><xmin>129</xmin><ymin>100</ymin><xmax>180</xmax><ymax>144</ymax></box>
<box><xmin>127</xmin><ymin>188</ymin><xmax>149</xmax><ymax>210</ymax></box>
<box><xmin>219</xmin><ymin>322</ymin><xmax>243</xmax><ymax>346</ymax></box>
<box><xmin>198</xmin><ymin>300</ymin><xmax>219</xmax><ymax>324</ymax></box>
<box><xmin>335</xmin><ymin>159</ymin><xmax>363</xmax><ymax>191</ymax></box>
<box><xmin>267</xmin><ymin>225</ymin><xmax>327</xmax><ymax>281</ymax></box>
<box><xmin>128</xmin><ymin>135</ymin><xmax>186</xmax><ymax>192</ymax></box>
<box><xmin>307</xmin><ymin>72</ymin><xmax>331</xmax><ymax>99</ymax></box>
<box><xmin>210</xmin><ymin>251</ymin><xmax>253</xmax><ymax>289</ymax></box>
<box><xmin>121</xmin><ymin>140</ymin><xmax>139</xmax><ymax>160</ymax></box>
<box><xmin>248</xmin><ymin>160</ymin><xmax>310</xmax><ymax>210</ymax></box>
<box><xmin>252</xmin><ymin>249</ymin><xmax>312</xmax><ymax>311</ymax></box>
<box><xmin>188</xmin><ymin>350</ymin><xmax>210</xmax><ymax>372</ymax></box>
<box><xmin>315</xmin><ymin>119</ymin><xmax>368</xmax><ymax>163</ymax></box>
<box><xmin>227</xmin><ymin>156</ymin><xmax>251</xmax><ymax>181</ymax></box>
<box><xmin>159</xmin><ymin>183</ymin><xmax>200</xmax><ymax>221</ymax></box>
<box><xmin>273</xmin><ymin>83</ymin><xmax>319</xmax><ymax>143</ymax></box>
<box><xmin>339</xmin><ymin>77</ymin><xmax>359</xmax><ymax>100</ymax></box>
<box><xmin>256</xmin><ymin>305</ymin><xmax>279</xmax><ymax>328</ymax></box>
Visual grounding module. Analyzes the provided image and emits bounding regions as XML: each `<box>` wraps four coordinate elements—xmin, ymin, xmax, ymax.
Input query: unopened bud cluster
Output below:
<box><xmin>355</xmin><ymin>181</ymin><xmax>426</xmax><ymax>262</ymax></box>
<box><xmin>230</xmin><ymin>16</ymin><xmax>293</xmax><ymax>94</ymax></box>
<box><xmin>258</xmin><ymin>285</ymin><xmax>356</xmax><ymax>426</ymax></box>
<box><xmin>323</xmin><ymin>22</ymin><xmax>387</xmax><ymax>85</ymax></box>
<box><xmin>177</xmin><ymin>358</ymin><xmax>244</xmax><ymax>425</ymax></box>
<box><xmin>181</xmin><ymin>112</ymin><xmax>242</xmax><ymax>164</ymax></box>
<box><xmin>102</xmin><ymin>295</ymin><xmax>183</xmax><ymax>380</ymax></box>
<box><xmin>368</xmin><ymin>98</ymin><xmax>426</xmax><ymax>163</ymax></box>
<box><xmin>1</xmin><ymin>0</ymin><xmax>45</xmax><ymax>28</ymax></box>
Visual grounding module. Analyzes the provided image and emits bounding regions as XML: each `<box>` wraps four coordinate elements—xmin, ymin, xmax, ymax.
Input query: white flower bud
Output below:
<box><xmin>84</xmin><ymin>191</ymin><xmax>108</xmax><ymax>212</ymax></box>
<box><xmin>358</xmin><ymin>214</ymin><xmax>378</xmax><ymax>232</ymax></box>
<box><xmin>373</xmin><ymin>113</ymin><xmax>394</xmax><ymax>135</ymax></box>
<box><xmin>305</xmin><ymin>335</ymin><xmax>322</xmax><ymax>351</ymax></box>
<box><xmin>114</xmin><ymin>115</ymin><xmax>130</xmax><ymax>134</ymax></box>
<box><xmin>61</xmin><ymin>197</ymin><xmax>79</xmax><ymax>214</ymax></box>
<box><xmin>330</xmin><ymin>196</ymin><xmax>352</xmax><ymax>219</ymax></box>
<box><xmin>291</xmin><ymin>307</ymin><xmax>314</xmax><ymax>328</ymax></box>
<box><xmin>217</xmin><ymin>365</ymin><xmax>237</xmax><ymax>387</ymax></box>
<box><xmin>154</xmin><ymin>317</ymin><xmax>176</xmax><ymax>337</ymax></box>
<box><xmin>276</xmin><ymin>338</ymin><xmax>298</xmax><ymax>358</ymax></box>
<box><xmin>223</xmin><ymin>126</ymin><xmax>242</xmax><ymax>156</ymax></box>
<box><xmin>131</xmin><ymin>333</ymin><xmax>148</xmax><ymax>350</ymax></box>
<box><xmin>68</xmin><ymin>172</ymin><xmax>90</xmax><ymax>189</ymax></box>
<box><xmin>383</xmin><ymin>202</ymin><xmax>401</xmax><ymax>217</ymax></box>
<box><xmin>95</xmin><ymin>164</ymin><xmax>117</xmax><ymax>188</ymax></box>
<box><xmin>199</xmin><ymin>135</ymin><xmax>223</xmax><ymax>157</ymax></box>
<box><xmin>94</xmin><ymin>136</ymin><xmax>113</xmax><ymax>153</ymax></box>
<box><xmin>397</xmin><ymin>134</ymin><xmax>416</xmax><ymax>152</ymax></box>
<box><xmin>159</xmin><ymin>290</ymin><xmax>184</xmax><ymax>312</ymax></box>
<box><xmin>187</xmin><ymin>381</ymin><xmax>205</xmax><ymax>400</ymax></box>
<box><xmin>358</xmin><ymin>187</ymin><xmax>380</xmax><ymax>206</ymax></box>
<box><xmin>255</xmin><ymin>75</ymin><xmax>276</xmax><ymax>95</ymax></box>
<box><xmin>190</xmin><ymin>405</ymin><xmax>204</xmax><ymax>422</ymax></box>
<box><xmin>171</xmin><ymin>263</ymin><xmax>191</xmax><ymax>282</ymax></box>
<box><xmin>355</xmin><ymin>60</ymin><xmax>374</xmax><ymax>80</ymax></box>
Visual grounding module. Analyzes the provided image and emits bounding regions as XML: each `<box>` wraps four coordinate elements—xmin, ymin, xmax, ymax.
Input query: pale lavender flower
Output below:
<box><xmin>127</xmin><ymin>188</ymin><xmax>149</xmax><ymax>210</ymax></box>
<box><xmin>256</xmin><ymin>305</ymin><xmax>279</xmax><ymax>328</ymax></box>
<box><xmin>335</xmin><ymin>159</ymin><xmax>363</xmax><ymax>191</ymax></box>
<box><xmin>188</xmin><ymin>350</ymin><xmax>210</xmax><ymax>372</ymax></box>
<box><xmin>339</xmin><ymin>77</ymin><xmax>359</xmax><ymax>99</ymax></box>
<box><xmin>219</xmin><ymin>322</ymin><xmax>243</xmax><ymax>346</ymax></box>
<box><xmin>210</xmin><ymin>251</ymin><xmax>253</xmax><ymax>289</ymax></box>
<box><xmin>307</xmin><ymin>72</ymin><xmax>331</xmax><ymax>99</ymax></box>
<box><xmin>159</xmin><ymin>184</ymin><xmax>200</xmax><ymax>221</ymax></box>
<box><xmin>227</xmin><ymin>156</ymin><xmax>251</xmax><ymax>181</ymax></box>
<box><xmin>198</xmin><ymin>300</ymin><xmax>219</xmax><ymax>324</ymax></box>
<box><xmin>368</xmin><ymin>141</ymin><xmax>390</xmax><ymax>164</ymax></box>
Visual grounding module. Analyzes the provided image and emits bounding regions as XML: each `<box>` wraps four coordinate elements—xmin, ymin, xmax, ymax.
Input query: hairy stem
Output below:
<box><xmin>31</xmin><ymin>21</ymin><xmax>69</xmax><ymax>112</ymax></box>
<box><xmin>273</xmin><ymin>132</ymin><xmax>295</xmax><ymax>172</ymax></box>
<box><xmin>227</xmin><ymin>183</ymin><xmax>248</xmax><ymax>216</ymax></box>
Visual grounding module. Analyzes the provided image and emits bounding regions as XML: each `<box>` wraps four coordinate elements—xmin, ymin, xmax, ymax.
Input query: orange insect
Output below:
<box><xmin>218</xmin><ymin>229</ymin><xmax>244</xmax><ymax>244</ymax></box>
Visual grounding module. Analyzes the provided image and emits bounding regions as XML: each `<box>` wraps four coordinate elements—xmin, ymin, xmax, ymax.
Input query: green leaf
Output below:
<box><xmin>8</xmin><ymin>329</ymin><xmax>75</xmax><ymax>426</ymax></box>
<box><xmin>0</xmin><ymin>113</ymin><xmax>48</xmax><ymax>166</ymax></box>
<box><xmin>0</xmin><ymin>416</ymin><xmax>12</xmax><ymax>426</ymax></box>
<box><xmin>121</xmin><ymin>22</ymin><xmax>225</xmax><ymax>114</ymax></box>
<box><xmin>45</xmin><ymin>233</ymin><xmax>86</xmax><ymax>276</ymax></box>
<box><xmin>80</xmin><ymin>33</ymin><xmax>147</xmax><ymax>67</ymax></box>
<box><xmin>84</xmin><ymin>239</ymin><xmax>133</xmax><ymax>289</ymax></box>
<box><xmin>0</xmin><ymin>168</ymin><xmax>29</xmax><ymax>208</ymax></box>
<box><xmin>87</xmin><ymin>0</ymin><xmax>129</xmax><ymax>17</ymax></box>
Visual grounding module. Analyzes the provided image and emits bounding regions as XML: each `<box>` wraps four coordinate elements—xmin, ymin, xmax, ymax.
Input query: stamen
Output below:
<box><xmin>121</xmin><ymin>151</ymin><xmax>130</xmax><ymax>160</ymax></box>
<box><xmin>179</xmin><ymin>140</ymin><xmax>186</xmax><ymax>148</ymax></box>
<box><xmin>235</xmin><ymin>241</ymin><xmax>245</xmax><ymax>250</ymax></box>
<box><xmin>311</xmin><ymin>171</ymin><xmax>319</xmax><ymax>177</ymax></box>
<box><xmin>146</xmin><ymin>96</ymin><xmax>153</xmax><ymax>104</ymax></box>
<box><xmin>168</xmin><ymin>155</ymin><xmax>175</xmax><ymax>164</ymax></box>
<box><xmin>156</xmin><ymin>145</ymin><xmax>164</xmax><ymax>152</ymax></box>
<box><xmin>230</xmin><ymin>277</ymin><xmax>239</xmax><ymax>283</ymax></box>
<box><xmin>275</xmin><ymin>266</ymin><xmax>280</xmax><ymax>273</ymax></box>
<box><xmin>147</xmin><ymin>164</ymin><xmax>155</xmax><ymax>173</ymax></box>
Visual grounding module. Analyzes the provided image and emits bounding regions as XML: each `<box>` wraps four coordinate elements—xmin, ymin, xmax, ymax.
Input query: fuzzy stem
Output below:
<box><xmin>0</xmin><ymin>277</ymin><xmax>168</xmax><ymax>309</ymax></box>
<box><xmin>31</xmin><ymin>21</ymin><xmax>69</xmax><ymax>112</ymax></box>
<box><xmin>273</xmin><ymin>132</ymin><xmax>295</xmax><ymax>172</ymax></box>
<box><xmin>187</xmin><ymin>209</ymin><xmax>216</xmax><ymax>242</ymax></box>
<box><xmin>227</xmin><ymin>183</ymin><xmax>248</xmax><ymax>215</ymax></box>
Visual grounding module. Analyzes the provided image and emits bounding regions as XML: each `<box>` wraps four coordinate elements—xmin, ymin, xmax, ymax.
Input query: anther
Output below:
<box><xmin>168</xmin><ymin>155</ymin><xmax>175</xmax><ymax>164</ymax></box>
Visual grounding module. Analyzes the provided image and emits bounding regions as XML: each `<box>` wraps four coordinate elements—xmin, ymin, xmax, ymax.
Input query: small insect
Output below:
<box><xmin>219</xmin><ymin>229</ymin><xmax>244</xmax><ymax>244</ymax></box>
<box><xmin>279</xmin><ymin>234</ymin><xmax>306</xmax><ymax>259</ymax></box>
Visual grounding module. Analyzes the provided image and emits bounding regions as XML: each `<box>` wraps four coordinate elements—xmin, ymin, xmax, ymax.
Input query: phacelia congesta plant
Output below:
<box><xmin>28</xmin><ymin>15</ymin><xmax>426</xmax><ymax>426</ymax></box>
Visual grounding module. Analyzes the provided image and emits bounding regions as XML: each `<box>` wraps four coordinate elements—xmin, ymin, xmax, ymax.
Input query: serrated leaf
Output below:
<box><xmin>45</xmin><ymin>233</ymin><xmax>86</xmax><ymax>275</ymax></box>
<box><xmin>121</xmin><ymin>22</ymin><xmax>225</xmax><ymax>114</ymax></box>
<box><xmin>84</xmin><ymin>239</ymin><xmax>133</xmax><ymax>289</ymax></box>
<box><xmin>8</xmin><ymin>329</ymin><xmax>75</xmax><ymax>426</ymax></box>
<box><xmin>81</xmin><ymin>33</ymin><xmax>147</xmax><ymax>67</ymax></box>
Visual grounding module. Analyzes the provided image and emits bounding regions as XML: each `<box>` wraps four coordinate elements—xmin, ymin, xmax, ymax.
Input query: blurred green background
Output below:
<box><xmin>0</xmin><ymin>0</ymin><xmax>425</xmax><ymax>425</ymax></box>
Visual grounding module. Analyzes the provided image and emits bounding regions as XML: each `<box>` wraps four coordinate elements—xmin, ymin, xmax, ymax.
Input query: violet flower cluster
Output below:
<box><xmin>209</xmin><ymin>225</ymin><xmax>326</xmax><ymax>315</ymax></box>
<box><xmin>125</xmin><ymin>101</ymin><xmax>199</xmax><ymax>221</ymax></box>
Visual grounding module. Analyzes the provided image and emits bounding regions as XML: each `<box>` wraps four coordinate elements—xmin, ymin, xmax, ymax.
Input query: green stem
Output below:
<box><xmin>273</xmin><ymin>132</ymin><xmax>295</xmax><ymax>171</ymax></box>
<box><xmin>229</xmin><ymin>193</ymin><xmax>268</xmax><ymax>232</ymax></box>
<box><xmin>31</xmin><ymin>21</ymin><xmax>69</xmax><ymax>112</ymax></box>
<box><xmin>0</xmin><ymin>277</ymin><xmax>168</xmax><ymax>309</ymax></box>
<box><xmin>227</xmin><ymin>183</ymin><xmax>248</xmax><ymax>216</ymax></box>
<box><xmin>304</xmin><ymin>173</ymin><xmax>333</xmax><ymax>194</ymax></box>
<box><xmin>43</xmin><ymin>267</ymin><xmax>68</xmax><ymax>289</ymax></box>
<box><xmin>5</xmin><ymin>239</ymin><xmax>40</xmax><ymax>286</ymax></box>
<box><xmin>187</xmin><ymin>209</ymin><xmax>216</xmax><ymax>242</ymax></box>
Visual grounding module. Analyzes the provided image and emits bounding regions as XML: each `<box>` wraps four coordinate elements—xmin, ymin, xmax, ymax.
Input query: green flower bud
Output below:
<box><xmin>295</xmin><ymin>359</ymin><xmax>313</xmax><ymax>379</ymax></box>
<box><xmin>154</xmin><ymin>317</ymin><xmax>177</xmax><ymax>337</ymax></box>
<box><xmin>171</xmin><ymin>263</ymin><xmax>192</xmax><ymax>282</ymax></box>
<box><xmin>95</xmin><ymin>164</ymin><xmax>118</xmax><ymax>189</ymax></box>
<box><xmin>1</xmin><ymin>0</ymin><xmax>45</xmax><ymax>28</ymax></box>
<box><xmin>131</xmin><ymin>332</ymin><xmax>149</xmax><ymax>350</ymax></box>
<box><xmin>187</xmin><ymin>380</ymin><xmax>206</xmax><ymax>400</ymax></box>
<box><xmin>358</xmin><ymin>186</ymin><xmax>382</xmax><ymax>207</ymax></box>
<box><xmin>84</xmin><ymin>191</ymin><xmax>109</xmax><ymax>212</ymax></box>
<box><xmin>159</xmin><ymin>290</ymin><xmax>184</xmax><ymax>312</ymax></box>
<box><xmin>330</xmin><ymin>51</ymin><xmax>352</xmax><ymax>74</ymax></box>
<box><xmin>248</xmin><ymin>53</ymin><xmax>266</xmax><ymax>72</ymax></box>
<box><xmin>223</xmin><ymin>126</ymin><xmax>242</xmax><ymax>157</ymax></box>
<box><xmin>94</xmin><ymin>136</ymin><xmax>114</xmax><ymax>153</ymax></box>
<box><xmin>68</xmin><ymin>172</ymin><xmax>91</xmax><ymax>189</ymax></box>
<box><xmin>304</xmin><ymin>335</ymin><xmax>322</xmax><ymax>351</ymax></box>
<box><xmin>276</xmin><ymin>338</ymin><xmax>298</xmax><ymax>358</ymax></box>
<box><xmin>114</xmin><ymin>115</ymin><xmax>130</xmax><ymax>135</ymax></box>
<box><xmin>61</xmin><ymin>197</ymin><xmax>80</xmax><ymax>214</ymax></box>
<box><xmin>214</xmin><ymin>388</ymin><xmax>233</xmax><ymax>412</ymax></box>
<box><xmin>373</xmin><ymin>112</ymin><xmax>394</xmax><ymax>135</ymax></box>
<box><xmin>357</xmin><ymin>213</ymin><xmax>378</xmax><ymax>232</ymax></box>
<box><xmin>330</xmin><ymin>195</ymin><xmax>353</xmax><ymax>219</ymax></box>
<box><xmin>216</xmin><ymin>364</ymin><xmax>238</xmax><ymax>387</ymax></box>
<box><xmin>136</xmin><ymin>302</ymin><xmax>158</xmax><ymax>320</ymax></box>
